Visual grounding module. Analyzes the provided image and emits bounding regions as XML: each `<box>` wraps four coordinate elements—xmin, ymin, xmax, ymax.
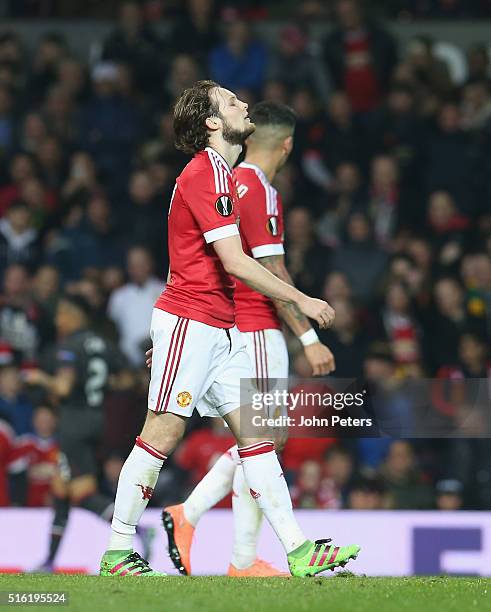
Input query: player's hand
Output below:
<box><xmin>304</xmin><ymin>342</ymin><xmax>336</xmax><ymax>376</ymax></box>
<box><xmin>297</xmin><ymin>296</ymin><xmax>335</xmax><ymax>329</ymax></box>
<box><xmin>145</xmin><ymin>348</ymin><xmax>153</xmax><ymax>369</ymax></box>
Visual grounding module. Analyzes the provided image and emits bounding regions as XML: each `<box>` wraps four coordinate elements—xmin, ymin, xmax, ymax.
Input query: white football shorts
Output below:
<box><xmin>148</xmin><ymin>309</ymin><xmax>253</xmax><ymax>418</ymax></box>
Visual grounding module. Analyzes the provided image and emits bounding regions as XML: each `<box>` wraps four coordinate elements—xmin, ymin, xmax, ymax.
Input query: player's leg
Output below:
<box><xmin>34</xmin><ymin>465</ymin><xmax>70</xmax><ymax>573</ymax></box>
<box><xmin>227</xmin><ymin>329</ymin><xmax>288</xmax><ymax>576</ymax></box>
<box><xmin>219</xmin><ymin>328</ymin><xmax>360</xmax><ymax>576</ymax></box>
<box><xmin>225</xmin><ymin>408</ymin><xmax>360</xmax><ymax>576</ymax></box>
<box><xmin>102</xmin><ymin>311</ymin><xmax>221</xmax><ymax>576</ymax></box>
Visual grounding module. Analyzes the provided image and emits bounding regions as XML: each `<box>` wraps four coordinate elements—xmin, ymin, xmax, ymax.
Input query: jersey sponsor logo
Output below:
<box><xmin>136</xmin><ymin>484</ymin><xmax>154</xmax><ymax>500</ymax></box>
<box><xmin>266</xmin><ymin>216</ymin><xmax>279</xmax><ymax>236</ymax></box>
<box><xmin>215</xmin><ymin>195</ymin><xmax>234</xmax><ymax>217</ymax></box>
<box><xmin>249</xmin><ymin>488</ymin><xmax>261</xmax><ymax>499</ymax></box>
<box><xmin>176</xmin><ymin>391</ymin><xmax>193</xmax><ymax>408</ymax></box>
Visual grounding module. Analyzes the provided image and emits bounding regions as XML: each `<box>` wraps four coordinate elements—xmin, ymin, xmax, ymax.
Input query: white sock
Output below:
<box><xmin>230</xmin><ymin>463</ymin><xmax>263</xmax><ymax>569</ymax></box>
<box><xmin>183</xmin><ymin>447</ymin><xmax>236</xmax><ymax>527</ymax></box>
<box><xmin>239</xmin><ymin>441</ymin><xmax>306</xmax><ymax>554</ymax></box>
<box><xmin>109</xmin><ymin>437</ymin><xmax>166</xmax><ymax>551</ymax></box>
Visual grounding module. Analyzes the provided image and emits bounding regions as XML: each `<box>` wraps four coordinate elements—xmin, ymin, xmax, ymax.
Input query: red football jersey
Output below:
<box><xmin>156</xmin><ymin>147</ymin><xmax>240</xmax><ymax>328</ymax></box>
<box><xmin>9</xmin><ymin>434</ymin><xmax>59</xmax><ymax>507</ymax></box>
<box><xmin>233</xmin><ymin>162</ymin><xmax>284</xmax><ymax>332</ymax></box>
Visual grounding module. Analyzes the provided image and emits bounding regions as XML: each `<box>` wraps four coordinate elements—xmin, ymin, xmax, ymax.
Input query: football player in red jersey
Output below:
<box><xmin>101</xmin><ymin>82</ymin><xmax>360</xmax><ymax>578</ymax></box>
<box><xmin>162</xmin><ymin>101</ymin><xmax>337</xmax><ymax>576</ymax></box>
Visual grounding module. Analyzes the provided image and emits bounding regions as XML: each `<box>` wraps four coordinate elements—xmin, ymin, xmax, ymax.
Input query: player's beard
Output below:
<box><xmin>221</xmin><ymin>117</ymin><xmax>255</xmax><ymax>146</ymax></box>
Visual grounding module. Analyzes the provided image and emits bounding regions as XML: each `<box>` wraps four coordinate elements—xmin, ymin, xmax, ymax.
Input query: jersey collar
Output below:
<box><xmin>239</xmin><ymin>161</ymin><xmax>271</xmax><ymax>186</ymax></box>
<box><xmin>205</xmin><ymin>147</ymin><xmax>232</xmax><ymax>175</ymax></box>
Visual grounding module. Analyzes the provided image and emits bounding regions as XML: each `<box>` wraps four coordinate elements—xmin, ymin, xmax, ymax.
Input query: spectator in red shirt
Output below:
<box><xmin>9</xmin><ymin>405</ymin><xmax>58</xmax><ymax>507</ymax></box>
<box><xmin>323</xmin><ymin>0</ymin><xmax>397</xmax><ymax>113</ymax></box>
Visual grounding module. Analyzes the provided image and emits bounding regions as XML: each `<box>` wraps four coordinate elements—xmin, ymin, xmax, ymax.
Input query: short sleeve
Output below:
<box><xmin>238</xmin><ymin>179</ymin><xmax>284</xmax><ymax>259</ymax></box>
<box><xmin>180</xmin><ymin>157</ymin><xmax>239</xmax><ymax>244</ymax></box>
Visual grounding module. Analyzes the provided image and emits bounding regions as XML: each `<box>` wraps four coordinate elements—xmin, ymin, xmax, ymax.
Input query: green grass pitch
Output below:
<box><xmin>0</xmin><ymin>574</ymin><xmax>489</xmax><ymax>612</ymax></box>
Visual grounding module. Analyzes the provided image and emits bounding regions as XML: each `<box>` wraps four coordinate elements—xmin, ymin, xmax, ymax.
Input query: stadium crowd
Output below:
<box><xmin>0</xmin><ymin>0</ymin><xmax>490</xmax><ymax>513</ymax></box>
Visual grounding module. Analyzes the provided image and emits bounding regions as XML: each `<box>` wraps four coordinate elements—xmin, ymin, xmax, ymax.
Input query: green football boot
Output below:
<box><xmin>100</xmin><ymin>550</ymin><xmax>166</xmax><ymax>576</ymax></box>
<box><xmin>288</xmin><ymin>539</ymin><xmax>360</xmax><ymax>577</ymax></box>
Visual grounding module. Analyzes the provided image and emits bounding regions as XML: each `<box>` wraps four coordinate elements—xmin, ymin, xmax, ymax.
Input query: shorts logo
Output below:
<box><xmin>215</xmin><ymin>195</ymin><xmax>234</xmax><ymax>217</ymax></box>
<box><xmin>176</xmin><ymin>391</ymin><xmax>193</xmax><ymax>408</ymax></box>
<box><xmin>136</xmin><ymin>484</ymin><xmax>154</xmax><ymax>500</ymax></box>
<box><xmin>267</xmin><ymin>216</ymin><xmax>279</xmax><ymax>236</ymax></box>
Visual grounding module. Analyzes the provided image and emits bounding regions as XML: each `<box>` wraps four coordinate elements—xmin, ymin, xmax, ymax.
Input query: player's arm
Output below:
<box><xmin>213</xmin><ymin>235</ymin><xmax>335</xmax><ymax>329</ymax></box>
<box><xmin>257</xmin><ymin>253</ymin><xmax>335</xmax><ymax>375</ymax></box>
<box><xmin>24</xmin><ymin>367</ymin><xmax>75</xmax><ymax>399</ymax></box>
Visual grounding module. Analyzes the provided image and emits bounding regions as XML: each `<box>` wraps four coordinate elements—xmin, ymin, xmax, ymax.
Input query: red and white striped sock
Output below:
<box><xmin>239</xmin><ymin>441</ymin><xmax>306</xmax><ymax>554</ymax></box>
<box><xmin>183</xmin><ymin>447</ymin><xmax>236</xmax><ymax>526</ymax></box>
<box><xmin>109</xmin><ymin>437</ymin><xmax>166</xmax><ymax>551</ymax></box>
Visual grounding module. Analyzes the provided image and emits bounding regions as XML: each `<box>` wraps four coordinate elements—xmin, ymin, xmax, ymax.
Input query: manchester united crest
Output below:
<box><xmin>176</xmin><ymin>391</ymin><xmax>193</xmax><ymax>408</ymax></box>
<box><xmin>267</xmin><ymin>216</ymin><xmax>279</xmax><ymax>236</ymax></box>
<box><xmin>215</xmin><ymin>195</ymin><xmax>234</xmax><ymax>216</ymax></box>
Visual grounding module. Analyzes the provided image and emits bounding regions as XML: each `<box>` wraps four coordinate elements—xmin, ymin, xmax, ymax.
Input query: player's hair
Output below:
<box><xmin>173</xmin><ymin>80</ymin><xmax>221</xmax><ymax>154</ymax></box>
<box><xmin>249</xmin><ymin>101</ymin><xmax>297</xmax><ymax>131</ymax></box>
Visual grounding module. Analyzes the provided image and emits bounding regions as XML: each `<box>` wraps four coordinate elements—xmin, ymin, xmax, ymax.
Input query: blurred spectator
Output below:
<box><xmin>28</xmin><ymin>33</ymin><xmax>68</xmax><ymax>105</ymax></box>
<box><xmin>209</xmin><ymin>20</ymin><xmax>268</xmax><ymax>95</ymax></box>
<box><xmin>269</xmin><ymin>24</ymin><xmax>328</xmax><ymax>103</ymax></box>
<box><xmin>332</xmin><ymin>212</ymin><xmax>387</xmax><ymax>302</ymax></box>
<box><xmin>170</xmin><ymin>0</ymin><xmax>220</xmax><ymax>70</ymax></box>
<box><xmin>380</xmin><ymin>440</ymin><xmax>433</xmax><ymax>509</ymax></box>
<box><xmin>348</xmin><ymin>475</ymin><xmax>387</xmax><ymax>509</ymax></box>
<box><xmin>323</xmin><ymin>0</ymin><xmax>397</xmax><ymax>113</ymax></box>
<box><xmin>0</xmin><ymin>201</ymin><xmax>40</xmax><ymax>275</ymax></box>
<box><xmin>426</xmin><ymin>191</ymin><xmax>472</xmax><ymax>272</ymax></box>
<box><xmin>0</xmin><ymin>85</ymin><xmax>15</xmax><ymax>158</ymax></box>
<box><xmin>465</xmin><ymin>43</ymin><xmax>490</xmax><ymax>83</ymax></box>
<box><xmin>428</xmin><ymin>277</ymin><xmax>487</xmax><ymax>371</ymax></box>
<box><xmin>403</xmin><ymin>35</ymin><xmax>453</xmax><ymax>102</ymax></box>
<box><xmin>291</xmin><ymin>460</ymin><xmax>337</xmax><ymax>509</ymax></box>
<box><xmin>0</xmin><ymin>153</ymin><xmax>38</xmax><ymax>216</ymax></box>
<box><xmin>284</xmin><ymin>207</ymin><xmax>331</xmax><ymax>296</ymax></box>
<box><xmin>318</xmin><ymin>297</ymin><xmax>367</xmax><ymax>378</ymax></box>
<box><xmin>317</xmin><ymin>162</ymin><xmax>366</xmax><ymax>247</ymax></box>
<box><xmin>161</xmin><ymin>54</ymin><xmax>201</xmax><ymax>110</ymax></box>
<box><xmin>78</xmin><ymin>62</ymin><xmax>141</xmax><ymax>187</ymax></box>
<box><xmin>435</xmin><ymin>478</ymin><xmax>463</xmax><ymax>510</ymax></box>
<box><xmin>425</xmin><ymin>104</ymin><xmax>474</xmax><ymax>212</ymax></box>
<box><xmin>124</xmin><ymin>170</ymin><xmax>168</xmax><ymax>275</ymax></box>
<box><xmin>102</xmin><ymin>0</ymin><xmax>164</xmax><ymax>96</ymax></box>
<box><xmin>8</xmin><ymin>405</ymin><xmax>58</xmax><ymax>506</ymax></box>
<box><xmin>320</xmin><ymin>445</ymin><xmax>354</xmax><ymax>507</ymax></box>
<box><xmin>107</xmin><ymin>246</ymin><xmax>163</xmax><ymax>366</ymax></box>
<box><xmin>368</xmin><ymin>155</ymin><xmax>402</xmax><ymax>248</ymax></box>
<box><xmin>378</xmin><ymin>279</ymin><xmax>422</xmax><ymax>367</ymax></box>
<box><xmin>0</xmin><ymin>364</ymin><xmax>33</xmax><ymax>435</ymax></box>
<box><xmin>0</xmin><ymin>264</ymin><xmax>45</xmax><ymax>362</ymax></box>
<box><xmin>461</xmin><ymin>80</ymin><xmax>491</xmax><ymax>131</ymax></box>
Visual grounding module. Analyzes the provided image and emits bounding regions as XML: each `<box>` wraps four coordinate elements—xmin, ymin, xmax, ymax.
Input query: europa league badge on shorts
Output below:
<box><xmin>176</xmin><ymin>391</ymin><xmax>193</xmax><ymax>408</ymax></box>
<box><xmin>215</xmin><ymin>195</ymin><xmax>234</xmax><ymax>216</ymax></box>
